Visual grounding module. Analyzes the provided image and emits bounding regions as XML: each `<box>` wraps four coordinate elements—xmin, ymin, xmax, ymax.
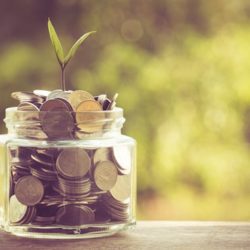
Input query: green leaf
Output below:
<box><xmin>48</xmin><ymin>18</ymin><xmax>64</xmax><ymax>66</ymax></box>
<box><xmin>64</xmin><ymin>31</ymin><xmax>96</xmax><ymax>66</ymax></box>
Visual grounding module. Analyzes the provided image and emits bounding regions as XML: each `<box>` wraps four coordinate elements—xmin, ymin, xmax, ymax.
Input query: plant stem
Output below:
<box><xmin>61</xmin><ymin>66</ymin><xmax>66</xmax><ymax>91</ymax></box>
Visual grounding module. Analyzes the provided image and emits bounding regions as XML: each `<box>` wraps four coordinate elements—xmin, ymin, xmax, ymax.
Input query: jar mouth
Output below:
<box><xmin>4</xmin><ymin>107</ymin><xmax>125</xmax><ymax>140</ymax></box>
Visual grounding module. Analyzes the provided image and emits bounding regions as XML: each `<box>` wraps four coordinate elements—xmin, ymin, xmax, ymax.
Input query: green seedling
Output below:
<box><xmin>48</xmin><ymin>18</ymin><xmax>95</xmax><ymax>90</ymax></box>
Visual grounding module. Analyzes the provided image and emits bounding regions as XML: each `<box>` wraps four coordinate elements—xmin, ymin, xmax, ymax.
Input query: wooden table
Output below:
<box><xmin>0</xmin><ymin>221</ymin><xmax>249</xmax><ymax>250</ymax></box>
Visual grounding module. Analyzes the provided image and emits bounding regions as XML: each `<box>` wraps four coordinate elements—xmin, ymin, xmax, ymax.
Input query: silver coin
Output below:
<box><xmin>33</xmin><ymin>89</ymin><xmax>51</xmax><ymax>98</ymax></box>
<box><xmin>11</xmin><ymin>163</ymin><xmax>30</xmax><ymax>171</ymax></box>
<box><xmin>109</xmin><ymin>174</ymin><xmax>131</xmax><ymax>202</ymax></box>
<box><xmin>17</xmin><ymin>102</ymin><xmax>40</xmax><ymax>112</ymax></box>
<box><xmin>17</xmin><ymin>102</ymin><xmax>40</xmax><ymax>123</ymax></box>
<box><xmin>107</xmin><ymin>93</ymin><xmax>118</xmax><ymax>110</ymax></box>
<box><xmin>57</xmin><ymin>177</ymin><xmax>91</xmax><ymax>195</ymax></box>
<box><xmin>46</xmin><ymin>89</ymin><xmax>62</xmax><ymax>100</ymax></box>
<box><xmin>23</xmin><ymin>206</ymin><xmax>37</xmax><ymax>224</ymax></box>
<box><xmin>56</xmin><ymin>204</ymin><xmax>95</xmax><ymax>225</ymax></box>
<box><xmin>94</xmin><ymin>161</ymin><xmax>118</xmax><ymax>191</ymax></box>
<box><xmin>52</xmin><ymin>184</ymin><xmax>89</xmax><ymax>199</ymax></box>
<box><xmin>11</xmin><ymin>158</ymin><xmax>32</xmax><ymax>166</ymax></box>
<box><xmin>31</xmin><ymin>152</ymin><xmax>55</xmax><ymax>167</ymax></box>
<box><xmin>96</xmin><ymin>94</ymin><xmax>107</xmax><ymax>104</ymax></box>
<box><xmin>10</xmin><ymin>146</ymin><xmax>33</xmax><ymax>160</ymax></box>
<box><xmin>74</xmin><ymin>130</ymin><xmax>103</xmax><ymax>139</ymax></box>
<box><xmin>17</xmin><ymin>127</ymin><xmax>48</xmax><ymax>140</ymax></box>
<box><xmin>9</xmin><ymin>195</ymin><xmax>28</xmax><ymax>224</ymax></box>
<box><xmin>33</xmin><ymin>215</ymin><xmax>55</xmax><ymax>225</ymax></box>
<box><xmin>30</xmin><ymin>165</ymin><xmax>57</xmax><ymax>182</ymax></box>
<box><xmin>15</xmin><ymin>176</ymin><xmax>44</xmax><ymax>206</ymax></box>
<box><xmin>102</xmin><ymin>99</ymin><xmax>112</xmax><ymax>110</ymax></box>
<box><xmin>93</xmin><ymin>148</ymin><xmax>111</xmax><ymax>166</ymax></box>
<box><xmin>95</xmin><ymin>94</ymin><xmax>112</xmax><ymax>110</ymax></box>
<box><xmin>112</xmin><ymin>145</ymin><xmax>132</xmax><ymax>174</ymax></box>
<box><xmin>36</xmin><ymin>148</ymin><xmax>59</xmax><ymax>158</ymax></box>
<box><xmin>101</xmin><ymin>195</ymin><xmax>130</xmax><ymax>221</ymax></box>
<box><xmin>56</xmin><ymin>148</ymin><xmax>91</xmax><ymax>179</ymax></box>
<box><xmin>105</xmin><ymin>208</ymin><xmax>129</xmax><ymax>221</ymax></box>
<box><xmin>47</xmin><ymin>89</ymin><xmax>72</xmax><ymax>101</ymax></box>
<box><xmin>11</xmin><ymin>91</ymin><xmax>44</xmax><ymax>103</ymax></box>
<box><xmin>103</xmin><ymin>192</ymin><xmax>130</xmax><ymax>208</ymax></box>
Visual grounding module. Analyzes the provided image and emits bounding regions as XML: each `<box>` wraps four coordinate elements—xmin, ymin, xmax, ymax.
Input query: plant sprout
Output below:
<box><xmin>48</xmin><ymin>18</ymin><xmax>96</xmax><ymax>90</ymax></box>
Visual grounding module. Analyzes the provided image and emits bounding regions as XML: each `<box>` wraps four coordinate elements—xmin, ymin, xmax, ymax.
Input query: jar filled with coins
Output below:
<box><xmin>0</xmin><ymin>90</ymin><xmax>136</xmax><ymax>239</ymax></box>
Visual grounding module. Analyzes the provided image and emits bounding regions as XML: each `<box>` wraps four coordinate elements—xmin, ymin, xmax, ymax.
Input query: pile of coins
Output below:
<box><xmin>9</xmin><ymin>144</ymin><xmax>132</xmax><ymax>226</ymax></box>
<box><xmin>11</xmin><ymin>89</ymin><xmax>118</xmax><ymax>140</ymax></box>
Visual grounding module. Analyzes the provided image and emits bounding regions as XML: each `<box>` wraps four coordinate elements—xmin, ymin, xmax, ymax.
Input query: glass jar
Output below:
<box><xmin>0</xmin><ymin>107</ymin><xmax>136</xmax><ymax>239</ymax></box>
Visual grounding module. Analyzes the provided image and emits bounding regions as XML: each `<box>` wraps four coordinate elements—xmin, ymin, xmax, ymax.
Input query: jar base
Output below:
<box><xmin>4</xmin><ymin>220</ymin><xmax>136</xmax><ymax>239</ymax></box>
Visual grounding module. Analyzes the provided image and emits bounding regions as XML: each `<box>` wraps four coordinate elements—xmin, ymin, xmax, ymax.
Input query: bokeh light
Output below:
<box><xmin>0</xmin><ymin>0</ymin><xmax>250</xmax><ymax>220</ymax></box>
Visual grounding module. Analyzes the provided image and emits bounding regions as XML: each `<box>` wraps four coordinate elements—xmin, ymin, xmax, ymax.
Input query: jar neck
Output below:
<box><xmin>4</xmin><ymin>107</ymin><xmax>125</xmax><ymax>140</ymax></box>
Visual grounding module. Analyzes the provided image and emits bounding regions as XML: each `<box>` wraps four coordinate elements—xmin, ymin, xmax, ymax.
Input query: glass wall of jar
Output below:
<box><xmin>0</xmin><ymin>107</ymin><xmax>136</xmax><ymax>239</ymax></box>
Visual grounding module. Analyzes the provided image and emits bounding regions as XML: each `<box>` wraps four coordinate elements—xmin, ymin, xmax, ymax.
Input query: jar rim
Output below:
<box><xmin>5</xmin><ymin>106</ymin><xmax>124</xmax><ymax>115</ymax></box>
<box><xmin>4</xmin><ymin>107</ymin><xmax>125</xmax><ymax>140</ymax></box>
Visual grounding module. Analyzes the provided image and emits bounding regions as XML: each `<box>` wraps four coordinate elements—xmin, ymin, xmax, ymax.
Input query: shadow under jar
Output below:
<box><xmin>1</xmin><ymin>107</ymin><xmax>136</xmax><ymax>239</ymax></box>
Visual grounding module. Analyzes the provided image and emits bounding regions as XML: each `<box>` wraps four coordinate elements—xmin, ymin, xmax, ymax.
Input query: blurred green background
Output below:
<box><xmin>0</xmin><ymin>0</ymin><xmax>250</xmax><ymax>220</ymax></box>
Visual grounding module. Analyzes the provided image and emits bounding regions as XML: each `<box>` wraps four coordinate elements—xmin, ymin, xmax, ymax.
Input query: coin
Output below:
<box><xmin>109</xmin><ymin>174</ymin><xmax>131</xmax><ymax>202</ymax></box>
<box><xmin>40</xmin><ymin>99</ymin><xmax>75</xmax><ymax>139</ymax></box>
<box><xmin>11</xmin><ymin>91</ymin><xmax>44</xmax><ymax>103</ymax></box>
<box><xmin>112</xmin><ymin>145</ymin><xmax>132</xmax><ymax>174</ymax></box>
<box><xmin>17</xmin><ymin>127</ymin><xmax>48</xmax><ymax>140</ymax></box>
<box><xmin>57</xmin><ymin>97</ymin><xmax>74</xmax><ymax>111</ymax></box>
<box><xmin>11</xmin><ymin>162</ymin><xmax>30</xmax><ymax>170</ymax></box>
<box><xmin>107</xmin><ymin>93</ymin><xmax>118</xmax><ymax>110</ymax></box>
<box><xmin>56</xmin><ymin>148</ymin><xmax>90</xmax><ymax>179</ymax></box>
<box><xmin>31</xmin><ymin>152</ymin><xmax>55</xmax><ymax>167</ymax></box>
<box><xmin>12</xmin><ymin>170</ymin><xmax>30</xmax><ymax>184</ymax></box>
<box><xmin>17</xmin><ymin>102</ymin><xmax>41</xmax><ymax>111</ymax></box>
<box><xmin>33</xmin><ymin>215</ymin><xmax>55</xmax><ymax>225</ymax></box>
<box><xmin>11</xmin><ymin>146</ymin><xmax>33</xmax><ymax>161</ymax></box>
<box><xmin>94</xmin><ymin>161</ymin><xmax>118</xmax><ymax>191</ymax></box>
<box><xmin>33</xmin><ymin>89</ymin><xmax>51</xmax><ymax>98</ymax></box>
<box><xmin>57</xmin><ymin>176</ymin><xmax>91</xmax><ymax>195</ymax></box>
<box><xmin>103</xmin><ymin>204</ymin><xmax>129</xmax><ymax>221</ymax></box>
<box><xmin>102</xmin><ymin>192</ymin><xmax>130</xmax><ymax>221</ymax></box>
<box><xmin>9</xmin><ymin>195</ymin><xmax>28</xmax><ymax>224</ymax></box>
<box><xmin>93</xmin><ymin>148</ymin><xmax>111</xmax><ymax>166</ymax></box>
<box><xmin>55</xmin><ymin>204</ymin><xmax>95</xmax><ymax>225</ymax></box>
<box><xmin>46</xmin><ymin>89</ymin><xmax>62</xmax><ymax>100</ymax></box>
<box><xmin>15</xmin><ymin>175</ymin><xmax>44</xmax><ymax>206</ymax></box>
<box><xmin>23</xmin><ymin>206</ymin><xmax>37</xmax><ymax>224</ymax></box>
<box><xmin>7</xmin><ymin>123</ymin><xmax>133</xmax><ymax>225</ymax></box>
<box><xmin>103</xmin><ymin>193</ymin><xmax>130</xmax><ymax>208</ymax></box>
<box><xmin>95</xmin><ymin>94</ymin><xmax>112</xmax><ymax>110</ymax></box>
<box><xmin>68</xmin><ymin>90</ymin><xmax>94</xmax><ymax>111</ymax></box>
<box><xmin>95</xmin><ymin>208</ymin><xmax>111</xmax><ymax>223</ymax></box>
<box><xmin>11</xmin><ymin>161</ymin><xmax>32</xmax><ymax>171</ymax></box>
<box><xmin>47</xmin><ymin>89</ymin><xmax>72</xmax><ymax>101</ymax></box>
<box><xmin>75</xmin><ymin>100</ymin><xmax>104</xmax><ymax>133</ymax></box>
<box><xmin>17</xmin><ymin>102</ymin><xmax>40</xmax><ymax>123</ymax></box>
<box><xmin>96</xmin><ymin>94</ymin><xmax>107</xmax><ymax>103</ymax></box>
<box><xmin>30</xmin><ymin>164</ymin><xmax>57</xmax><ymax>182</ymax></box>
<box><xmin>52</xmin><ymin>184</ymin><xmax>91</xmax><ymax>199</ymax></box>
<box><xmin>36</xmin><ymin>148</ymin><xmax>59</xmax><ymax>159</ymax></box>
<box><xmin>40</xmin><ymin>98</ymin><xmax>72</xmax><ymax>112</ymax></box>
<box><xmin>103</xmin><ymin>99</ymin><xmax>112</xmax><ymax>110</ymax></box>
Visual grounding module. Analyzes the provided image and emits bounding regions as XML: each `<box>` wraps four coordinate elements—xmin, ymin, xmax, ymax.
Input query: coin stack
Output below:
<box><xmin>11</xmin><ymin>89</ymin><xmax>119</xmax><ymax>140</ymax></box>
<box><xmin>9</xmin><ymin>145</ymin><xmax>133</xmax><ymax>226</ymax></box>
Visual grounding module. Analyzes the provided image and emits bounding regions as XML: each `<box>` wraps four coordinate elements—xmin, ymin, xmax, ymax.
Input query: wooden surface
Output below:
<box><xmin>0</xmin><ymin>221</ymin><xmax>249</xmax><ymax>250</ymax></box>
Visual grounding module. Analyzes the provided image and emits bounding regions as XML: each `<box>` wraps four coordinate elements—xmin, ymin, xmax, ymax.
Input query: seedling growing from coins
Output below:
<box><xmin>48</xmin><ymin>18</ymin><xmax>96</xmax><ymax>91</ymax></box>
